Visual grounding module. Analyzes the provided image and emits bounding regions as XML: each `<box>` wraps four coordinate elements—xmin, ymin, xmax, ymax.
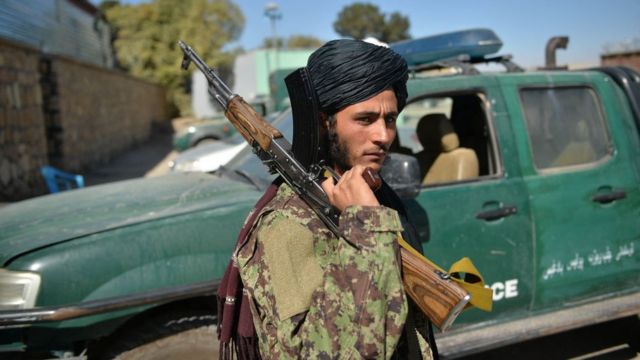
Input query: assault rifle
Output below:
<box><xmin>179</xmin><ymin>41</ymin><xmax>487</xmax><ymax>330</ymax></box>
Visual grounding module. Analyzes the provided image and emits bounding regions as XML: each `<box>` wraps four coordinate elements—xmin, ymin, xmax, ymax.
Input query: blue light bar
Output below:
<box><xmin>390</xmin><ymin>28</ymin><xmax>503</xmax><ymax>67</ymax></box>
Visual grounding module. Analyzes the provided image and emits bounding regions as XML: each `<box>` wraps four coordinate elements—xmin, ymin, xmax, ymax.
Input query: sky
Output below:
<box><xmin>114</xmin><ymin>0</ymin><xmax>640</xmax><ymax>69</ymax></box>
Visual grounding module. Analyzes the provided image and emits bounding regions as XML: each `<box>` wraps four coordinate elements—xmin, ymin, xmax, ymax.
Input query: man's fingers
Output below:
<box><xmin>321</xmin><ymin>176</ymin><xmax>335</xmax><ymax>202</ymax></box>
<box><xmin>341</xmin><ymin>165</ymin><xmax>366</xmax><ymax>187</ymax></box>
<box><xmin>349</xmin><ymin>165</ymin><xmax>367</xmax><ymax>180</ymax></box>
<box><xmin>322</xmin><ymin>165</ymin><xmax>380</xmax><ymax>212</ymax></box>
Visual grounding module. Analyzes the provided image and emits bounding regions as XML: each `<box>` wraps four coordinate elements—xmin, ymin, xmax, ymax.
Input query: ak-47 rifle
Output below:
<box><xmin>178</xmin><ymin>41</ymin><xmax>489</xmax><ymax>330</ymax></box>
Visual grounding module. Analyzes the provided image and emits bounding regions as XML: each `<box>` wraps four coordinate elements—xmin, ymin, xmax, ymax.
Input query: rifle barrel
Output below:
<box><xmin>178</xmin><ymin>40</ymin><xmax>234</xmax><ymax>108</ymax></box>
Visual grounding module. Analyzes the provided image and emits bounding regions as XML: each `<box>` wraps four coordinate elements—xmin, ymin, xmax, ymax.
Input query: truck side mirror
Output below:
<box><xmin>381</xmin><ymin>153</ymin><xmax>422</xmax><ymax>199</ymax></box>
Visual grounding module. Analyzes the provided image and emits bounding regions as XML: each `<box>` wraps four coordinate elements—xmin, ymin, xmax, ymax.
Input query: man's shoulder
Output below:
<box><xmin>264</xmin><ymin>183</ymin><xmax>317</xmax><ymax>223</ymax></box>
<box><xmin>255</xmin><ymin>183</ymin><xmax>338</xmax><ymax>244</ymax></box>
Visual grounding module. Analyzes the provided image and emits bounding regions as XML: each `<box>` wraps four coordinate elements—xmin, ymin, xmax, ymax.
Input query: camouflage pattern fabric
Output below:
<box><xmin>236</xmin><ymin>184</ymin><xmax>432</xmax><ymax>359</ymax></box>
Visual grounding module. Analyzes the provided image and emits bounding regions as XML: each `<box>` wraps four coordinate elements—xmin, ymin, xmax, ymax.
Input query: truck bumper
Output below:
<box><xmin>0</xmin><ymin>281</ymin><xmax>217</xmax><ymax>328</ymax></box>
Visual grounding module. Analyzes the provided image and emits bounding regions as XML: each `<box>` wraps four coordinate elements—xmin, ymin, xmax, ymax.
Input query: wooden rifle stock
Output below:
<box><xmin>225</xmin><ymin>96</ymin><xmax>283</xmax><ymax>150</ymax></box>
<box><xmin>400</xmin><ymin>246</ymin><xmax>470</xmax><ymax>330</ymax></box>
<box><xmin>360</xmin><ymin>168</ymin><xmax>470</xmax><ymax>330</ymax></box>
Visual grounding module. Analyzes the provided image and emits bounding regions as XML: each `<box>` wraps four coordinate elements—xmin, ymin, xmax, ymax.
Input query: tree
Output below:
<box><xmin>98</xmin><ymin>0</ymin><xmax>119</xmax><ymax>13</ymax></box>
<box><xmin>382</xmin><ymin>12</ymin><xmax>410</xmax><ymax>43</ymax></box>
<box><xmin>262</xmin><ymin>35</ymin><xmax>323</xmax><ymax>49</ymax></box>
<box><xmin>333</xmin><ymin>3</ymin><xmax>385</xmax><ymax>41</ymax></box>
<box><xmin>262</xmin><ymin>37</ymin><xmax>285</xmax><ymax>49</ymax></box>
<box><xmin>287</xmin><ymin>35</ymin><xmax>323</xmax><ymax>49</ymax></box>
<box><xmin>102</xmin><ymin>0</ymin><xmax>244</xmax><ymax>115</ymax></box>
<box><xmin>333</xmin><ymin>3</ymin><xmax>410</xmax><ymax>43</ymax></box>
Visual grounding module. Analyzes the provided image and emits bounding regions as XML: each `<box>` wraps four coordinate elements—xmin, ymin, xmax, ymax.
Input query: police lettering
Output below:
<box><xmin>489</xmin><ymin>279</ymin><xmax>518</xmax><ymax>301</ymax></box>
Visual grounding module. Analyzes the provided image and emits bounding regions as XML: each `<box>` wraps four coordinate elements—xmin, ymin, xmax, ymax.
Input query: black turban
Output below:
<box><xmin>306</xmin><ymin>39</ymin><xmax>409</xmax><ymax>115</ymax></box>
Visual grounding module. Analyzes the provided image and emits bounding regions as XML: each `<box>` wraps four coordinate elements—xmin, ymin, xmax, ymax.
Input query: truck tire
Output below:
<box><xmin>94</xmin><ymin>309</ymin><xmax>218</xmax><ymax>360</ymax></box>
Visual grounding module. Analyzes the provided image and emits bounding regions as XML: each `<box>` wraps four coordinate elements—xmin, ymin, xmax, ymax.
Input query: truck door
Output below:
<box><xmin>501</xmin><ymin>73</ymin><xmax>640</xmax><ymax>309</ymax></box>
<box><xmin>401</xmin><ymin>78</ymin><xmax>535</xmax><ymax>326</ymax></box>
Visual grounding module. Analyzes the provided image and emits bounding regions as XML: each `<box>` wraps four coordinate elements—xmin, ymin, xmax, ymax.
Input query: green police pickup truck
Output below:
<box><xmin>1</xmin><ymin>29</ymin><xmax>639</xmax><ymax>359</ymax></box>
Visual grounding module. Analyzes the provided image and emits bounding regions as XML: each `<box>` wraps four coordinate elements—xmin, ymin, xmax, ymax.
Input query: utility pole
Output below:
<box><xmin>264</xmin><ymin>2</ymin><xmax>282</xmax><ymax>71</ymax></box>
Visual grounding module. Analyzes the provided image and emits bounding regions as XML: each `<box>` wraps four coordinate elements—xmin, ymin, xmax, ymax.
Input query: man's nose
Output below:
<box><xmin>371</xmin><ymin>118</ymin><xmax>393</xmax><ymax>145</ymax></box>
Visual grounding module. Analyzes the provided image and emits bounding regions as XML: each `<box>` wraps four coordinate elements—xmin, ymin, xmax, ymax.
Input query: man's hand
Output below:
<box><xmin>321</xmin><ymin>165</ymin><xmax>380</xmax><ymax>212</ymax></box>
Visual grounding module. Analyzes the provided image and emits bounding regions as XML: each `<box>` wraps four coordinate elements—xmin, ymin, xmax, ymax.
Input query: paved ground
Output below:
<box><xmin>82</xmin><ymin>118</ymin><xmax>197</xmax><ymax>186</ymax></box>
<box><xmin>83</xmin><ymin>131</ymin><xmax>176</xmax><ymax>186</ymax></box>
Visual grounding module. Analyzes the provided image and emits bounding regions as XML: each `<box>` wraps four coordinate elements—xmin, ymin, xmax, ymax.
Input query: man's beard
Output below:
<box><xmin>327</xmin><ymin>126</ymin><xmax>390</xmax><ymax>173</ymax></box>
<box><xmin>328</xmin><ymin>126</ymin><xmax>351</xmax><ymax>173</ymax></box>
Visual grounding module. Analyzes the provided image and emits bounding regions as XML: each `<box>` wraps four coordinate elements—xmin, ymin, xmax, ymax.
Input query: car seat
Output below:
<box><xmin>415</xmin><ymin>113</ymin><xmax>480</xmax><ymax>184</ymax></box>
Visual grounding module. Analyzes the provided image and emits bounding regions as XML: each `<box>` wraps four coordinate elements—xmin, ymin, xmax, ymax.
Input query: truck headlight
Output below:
<box><xmin>0</xmin><ymin>269</ymin><xmax>41</xmax><ymax>310</ymax></box>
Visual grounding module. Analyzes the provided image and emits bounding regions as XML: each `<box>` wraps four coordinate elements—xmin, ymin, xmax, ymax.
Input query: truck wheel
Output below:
<box><xmin>95</xmin><ymin>310</ymin><xmax>218</xmax><ymax>360</ymax></box>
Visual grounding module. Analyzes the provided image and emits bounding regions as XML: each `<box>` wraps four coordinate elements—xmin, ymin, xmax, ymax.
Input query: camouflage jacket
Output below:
<box><xmin>236</xmin><ymin>184</ymin><xmax>433</xmax><ymax>359</ymax></box>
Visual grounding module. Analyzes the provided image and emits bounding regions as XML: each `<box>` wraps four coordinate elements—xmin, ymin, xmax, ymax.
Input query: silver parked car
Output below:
<box><xmin>169</xmin><ymin>110</ymin><xmax>290</xmax><ymax>173</ymax></box>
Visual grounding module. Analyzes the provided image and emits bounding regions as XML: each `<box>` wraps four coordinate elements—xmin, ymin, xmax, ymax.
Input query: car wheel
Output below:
<box><xmin>94</xmin><ymin>309</ymin><xmax>218</xmax><ymax>360</ymax></box>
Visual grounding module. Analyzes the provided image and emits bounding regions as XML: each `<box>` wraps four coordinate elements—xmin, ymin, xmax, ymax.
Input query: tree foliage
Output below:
<box><xmin>262</xmin><ymin>37</ymin><xmax>285</xmax><ymax>49</ymax></box>
<box><xmin>333</xmin><ymin>3</ymin><xmax>410</xmax><ymax>43</ymax></box>
<box><xmin>382</xmin><ymin>12</ymin><xmax>410</xmax><ymax>43</ymax></box>
<box><xmin>103</xmin><ymin>0</ymin><xmax>245</xmax><ymax>115</ymax></box>
<box><xmin>262</xmin><ymin>35</ymin><xmax>323</xmax><ymax>49</ymax></box>
<box><xmin>286</xmin><ymin>35</ymin><xmax>323</xmax><ymax>49</ymax></box>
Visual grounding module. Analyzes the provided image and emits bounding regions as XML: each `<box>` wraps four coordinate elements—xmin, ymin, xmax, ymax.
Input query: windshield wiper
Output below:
<box><xmin>217</xmin><ymin>165</ymin><xmax>264</xmax><ymax>190</ymax></box>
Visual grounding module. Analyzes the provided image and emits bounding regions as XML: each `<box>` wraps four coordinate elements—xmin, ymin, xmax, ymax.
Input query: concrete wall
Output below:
<box><xmin>51</xmin><ymin>56</ymin><xmax>167</xmax><ymax>170</ymax></box>
<box><xmin>0</xmin><ymin>40</ymin><xmax>49</xmax><ymax>200</ymax></box>
<box><xmin>233</xmin><ymin>49</ymin><xmax>313</xmax><ymax>101</ymax></box>
<box><xmin>601</xmin><ymin>51</ymin><xmax>640</xmax><ymax>73</ymax></box>
<box><xmin>0</xmin><ymin>38</ymin><xmax>168</xmax><ymax>201</ymax></box>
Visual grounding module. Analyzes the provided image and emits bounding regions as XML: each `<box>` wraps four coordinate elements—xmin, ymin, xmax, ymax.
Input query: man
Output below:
<box><xmin>229</xmin><ymin>39</ymin><xmax>436</xmax><ymax>359</ymax></box>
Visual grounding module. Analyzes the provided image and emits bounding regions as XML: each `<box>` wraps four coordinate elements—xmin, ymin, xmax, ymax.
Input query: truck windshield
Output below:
<box><xmin>223</xmin><ymin>110</ymin><xmax>293</xmax><ymax>187</ymax></box>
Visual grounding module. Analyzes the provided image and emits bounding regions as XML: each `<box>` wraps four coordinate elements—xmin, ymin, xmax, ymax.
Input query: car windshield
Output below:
<box><xmin>222</xmin><ymin>110</ymin><xmax>293</xmax><ymax>187</ymax></box>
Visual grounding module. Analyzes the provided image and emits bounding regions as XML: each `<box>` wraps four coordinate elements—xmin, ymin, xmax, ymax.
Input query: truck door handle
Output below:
<box><xmin>476</xmin><ymin>205</ymin><xmax>518</xmax><ymax>221</ymax></box>
<box><xmin>592</xmin><ymin>190</ymin><xmax>626</xmax><ymax>204</ymax></box>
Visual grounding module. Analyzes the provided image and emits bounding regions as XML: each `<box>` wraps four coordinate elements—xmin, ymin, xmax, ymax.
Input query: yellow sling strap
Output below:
<box><xmin>397</xmin><ymin>235</ymin><xmax>493</xmax><ymax>312</ymax></box>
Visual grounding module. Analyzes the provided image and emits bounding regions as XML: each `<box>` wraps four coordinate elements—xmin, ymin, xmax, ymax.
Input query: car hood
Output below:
<box><xmin>0</xmin><ymin>172</ymin><xmax>260</xmax><ymax>265</ymax></box>
<box><xmin>174</xmin><ymin>140</ymin><xmax>239</xmax><ymax>162</ymax></box>
<box><xmin>173</xmin><ymin>143</ymin><xmax>247</xmax><ymax>173</ymax></box>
